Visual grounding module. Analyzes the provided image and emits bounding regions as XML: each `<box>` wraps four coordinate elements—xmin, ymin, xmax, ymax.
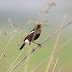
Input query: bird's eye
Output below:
<box><xmin>38</xmin><ymin>25</ymin><xmax>40</xmax><ymax>28</ymax></box>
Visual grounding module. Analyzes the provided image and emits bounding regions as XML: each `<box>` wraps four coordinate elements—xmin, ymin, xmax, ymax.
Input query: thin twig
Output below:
<box><xmin>10</xmin><ymin>20</ymin><xmax>72</xmax><ymax>72</ymax></box>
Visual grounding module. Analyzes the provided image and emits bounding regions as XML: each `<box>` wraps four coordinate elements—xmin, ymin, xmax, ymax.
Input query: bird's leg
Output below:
<box><xmin>33</xmin><ymin>42</ymin><xmax>41</xmax><ymax>46</ymax></box>
<box><xmin>30</xmin><ymin>44</ymin><xmax>35</xmax><ymax>52</ymax></box>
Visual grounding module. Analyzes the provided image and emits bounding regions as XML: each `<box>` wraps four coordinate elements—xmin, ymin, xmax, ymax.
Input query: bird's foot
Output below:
<box><xmin>38</xmin><ymin>44</ymin><xmax>41</xmax><ymax>46</ymax></box>
<box><xmin>32</xmin><ymin>49</ymin><xmax>35</xmax><ymax>52</ymax></box>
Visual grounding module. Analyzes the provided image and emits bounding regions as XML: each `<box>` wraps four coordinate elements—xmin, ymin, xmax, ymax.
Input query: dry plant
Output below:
<box><xmin>10</xmin><ymin>19</ymin><xmax>72</xmax><ymax>72</ymax></box>
<box><xmin>7</xmin><ymin>17</ymin><xmax>35</xmax><ymax>72</ymax></box>
<box><xmin>0</xmin><ymin>35</ymin><xmax>14</xmax><ymax>59</ymax></box>
<box><xmin>0</xmin><ymin>24</ymin><xmax>7</xmax><ymax>36</ymax></box>
<box><xmin>0</xmin><ymin>18</ymin><xmax>19</xmax><ymax>60</ymax></box>
<box><xmin>0</xmin><ymin>17</ymin><xmax>71</xmax><ymax>71</ymax></box>
<box><xmin>38</xmin><ymin>2</ymin><xmax>56</xmax><ymax>21</ymax></box>
<box><xmin>31</xmin><ymin>38</ymin><xmax>72</xmax><ymax>72</ymax></box>
<box><xmin>0</xmin><ymin>40</ymin><xmax>4</xmax><ymax>47</ymax></box>
<box><xmin>8</xmin><ymin>18</ymin><xmax>19</xmax><ymax>35</ymax></box>
<box><xmin>0</xmin><ymin>15</ymin><xmax>72</xmax><ymax>72</ymax></box>
<box><xmin>7</xmin><ymin>17</ymin><xmax>34</xmax><ymax>72</ymax></box>
<box><xmin>53</xmin><ymin>58</ymin><xmax>59</xmax><ymax>72</ymax></box>
<box><xmin>7</xmin><ymin>44</ymin><xmax>28</xmax><ymax>72</ymax></box>
<box><xmin>0</xmin><ymin>3</ymin><xmax>72</xmax><ymax>72</ymax></box>
<box><xmin>40</xmin><ymin>2</ymin><xmax>56</xmax><ymax>15</ymax></box>
<box><xmin>46</xmin><ymin>16</ymin><xmax>66</xmax><ymax>72</ymax></box>
<box><xmin>23</xmin><ymin>46</ymin><xmax>32</xmax><ymax>72</ymax></box>
<box><xmin>59</xmin><ymin>68</ymin><xmax>62</xmax><ymax>72</ymax></box>
<box><xmin>25</xmin><ymin>17</ymin><xmax>32</xmax><ymax>26</ymax></box>
<box><xmin>8</xmin><ymin>18</ymin><xmax>14</xmax><ymax>31</ymax></box>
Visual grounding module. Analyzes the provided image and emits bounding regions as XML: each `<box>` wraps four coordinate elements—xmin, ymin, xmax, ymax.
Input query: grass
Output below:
<box><xmin>0</xmin><ymin>9</ymin><xmax>72</xmax><ymax>72</ymax></box>
<box><xmin>0</xmin><ymin>23</ymin><xmax>72</xmax><ymax>72</ymax></box>
<box><xmin>0</xmin><ymin>34</ymin><xmax>72</xmax><ymax>72</ymax></box>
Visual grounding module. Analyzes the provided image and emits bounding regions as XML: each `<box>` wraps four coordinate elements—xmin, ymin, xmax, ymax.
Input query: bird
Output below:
<box><xmin>19</xmin><ymin>23</ymin><xmax>42</xmax><ymax>51</ymax></box>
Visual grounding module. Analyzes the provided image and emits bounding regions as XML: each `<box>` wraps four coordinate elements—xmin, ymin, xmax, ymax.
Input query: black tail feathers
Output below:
<box><xmin>19</xmin><ymin>43</ymin><xmax>25</xmax><ymax>50</ymax></box>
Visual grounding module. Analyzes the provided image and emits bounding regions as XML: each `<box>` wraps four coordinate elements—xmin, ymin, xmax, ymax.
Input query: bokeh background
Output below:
<box><xmin>0</xmin><ymin>0</ymin><xmax>72</xmax><ymax>72</ymax></box>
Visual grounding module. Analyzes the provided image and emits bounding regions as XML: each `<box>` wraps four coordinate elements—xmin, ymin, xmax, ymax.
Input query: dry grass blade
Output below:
<box><xmin>38</xmin><ymin>2</ymin><xmax>56</xmax><ymax>21</ymax></box>
<box><xmin>7</xmin><ymin>44</ymin><xmax>28</xmax><ymax>72</ymax></box>
<box><xmin>0</xmin><ymin>40</ymin><xmax>4</xmax><ymax>46</ymax></box>
<box><xmin>46</xmin><ymin>16</ymin><xmax>66</xmax><ymax>72</ymax></box>
<box><xmin>53</xmin><ymin>58</ymin><xmax>59</xmax><ymax>72</ymax></box>
<box><xmin>31</xmin><ymin>38</ymin><xmax>72</xmax><ymax>72</ymax></box>
<box><xmin>13</xmin><ymin>39</ymin><xmax>20</xmax><ymax>46</ymax></box>
<box><xmin>16</xmin><ymin>44</ymin><xmax>44</xmax><ymax>72</ymax></box>
<box><xmin>0</xmin><ymin>34</ymin><xmax>14</xmax><ymax>59</ymax></box>
<box><xmin>59</xmin><ymin>68</ymin><xmax>61</xmax><ymax>72</ymax></box>
<box><xmin>8</xmin><ymin>18</ymin><xmax>14</xmax><ymax>31</ymax></box>
<box><xmin>0</xmin><ymin>24</ymin><xmax>7</xmax><ymax>35</ymax></box>
<box><xmin>21</xmin><ymin>27</ymin><xmax>24</xmax><ymax>41</ymax></box>
<box><xmin>56</xmin><ymin>39</ymin><xmax>72</xmax><ymax>52</ymax></box>
<box><xmin>31</xmin><ymin>56</ymin><xmax>50</xmax><ymax>72</ymax></box>
<box><xmin>23</xmin><ymin>46</ymin><xmax>31</xmax><ymax>72</ymax></box>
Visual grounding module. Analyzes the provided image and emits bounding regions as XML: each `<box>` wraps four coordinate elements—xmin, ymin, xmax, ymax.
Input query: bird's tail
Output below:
<box><xmin>19</xmin><ymin>43</ymin><xmax>25</xmax><ymax>50</ymax></box>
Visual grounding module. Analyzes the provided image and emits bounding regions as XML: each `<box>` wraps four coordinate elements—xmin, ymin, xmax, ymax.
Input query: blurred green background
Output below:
<box><xmin>0</xmin><ymin>0</ymin><xmax>72</xmax><ymax>72</ymax></box>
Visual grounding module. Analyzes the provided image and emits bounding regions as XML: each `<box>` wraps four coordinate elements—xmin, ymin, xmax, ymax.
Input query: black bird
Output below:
<box><xmin>19</xmin><ymin>23</ymin><xmax>41</xmax><ymax>50</ymax></box>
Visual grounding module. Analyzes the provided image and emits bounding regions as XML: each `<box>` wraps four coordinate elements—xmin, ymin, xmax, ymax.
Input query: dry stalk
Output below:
<box><xmin>7</xmin><ymin>44</ymin><xmax>28</xmax><ymax>72</ymax></box>
<box><xmin>0</xmin><ymin>24</ymin><xmax>7</xmax><ymax>35</ymax></box>
<box><xmin>31</xmin><ymin>38</ymin><xmax>72</xmax><ymax>72</ymax></box>
<box><xmin>9</xmin><ymin>19</ymin><xmax>72</xmax><ymax>72</ymax></box>
<box><xmin>59</xmin><ymin>68</ymin><xmax>61</xmax><ymax>72</ymax></box>
<box><xmin>46</xmin><ymin>16</ymin><xmax>66</xmax><ymax>72</ymax></box>
<box><xmin>0</xmin><ymin>34</ymin><xmax>14</xmax><ymax>59</ymax></box>
<box><xmin>53</xmin><ymin>58</ymin><xmax>59</xmax><ymax>72</ymax></box>
<box><xmin>23</xmin><ymin>46</ymin><xmax>32</xmax><ymax>72</ymax></box>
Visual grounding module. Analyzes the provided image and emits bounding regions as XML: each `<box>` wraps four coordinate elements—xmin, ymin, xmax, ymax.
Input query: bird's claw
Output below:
<box><xmin>32</xmin><ymin>49</ymin><xmax>35</xmax><ymax>52</ymax></box>
<box><xmin>38</xmin><ymin>44</ymin><xmax>41</xmax><ymax>46</ymax></box>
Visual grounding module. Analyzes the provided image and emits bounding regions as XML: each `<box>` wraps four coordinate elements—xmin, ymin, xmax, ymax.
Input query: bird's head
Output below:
<box><xmin>34</xmin><ymin>21</ymin><xmax>42</xmax><ymax>29</ymax></box>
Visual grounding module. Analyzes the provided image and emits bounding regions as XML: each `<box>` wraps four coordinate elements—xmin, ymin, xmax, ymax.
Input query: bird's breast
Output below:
<box><xmin>34</xmin><ymin>34</ymin><xmax>40</xmax><ymax>40</ymax></box>
<box><xmin>25</xmin><ymin>39</ymin><xmax>30</xmax><ymax>44</ymax></box>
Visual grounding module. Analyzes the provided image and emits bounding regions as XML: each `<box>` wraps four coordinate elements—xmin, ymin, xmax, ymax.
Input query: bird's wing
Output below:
<box><xmin>29</xmin><ymin>29</ymin><xmax>35</xmax><ymax>35</ymax></box>
<box><xmin>24</xmin><ymin>30</ymin><xmax>34</xmax><ymax>42</ymax></box>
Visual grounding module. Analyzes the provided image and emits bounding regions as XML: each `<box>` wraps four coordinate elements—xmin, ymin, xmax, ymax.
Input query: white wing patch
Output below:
<box><xmin>29</xmin><ymin>31</ymin><xmax>34</xmax><ymax>35</ymax></box>
<box><xmin>25</xmin><ymin>39</ymin><xmax>30</xmax><ymax>44</ymax></box>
